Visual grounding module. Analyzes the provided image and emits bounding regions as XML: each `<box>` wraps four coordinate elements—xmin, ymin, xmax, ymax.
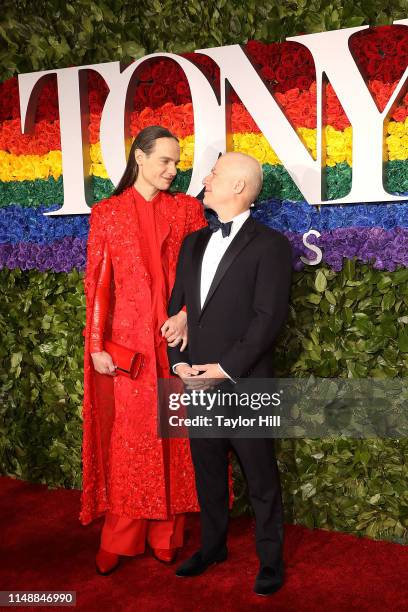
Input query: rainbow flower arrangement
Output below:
<box><xmin>1</xmin><ymin>25</ymin><xmax>408</xmax><ymax>272</ymax></box>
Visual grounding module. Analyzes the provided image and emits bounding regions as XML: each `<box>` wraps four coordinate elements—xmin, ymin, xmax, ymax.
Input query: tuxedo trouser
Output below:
<box><xmin>189</xmin><ymin>437</ymin><xmax>284</xmax><ymax>571</ymax></box>
<box><xmin>100</xmin><ymin>512</ymin><xmax>185</xmax><ymax>556</ymax></box>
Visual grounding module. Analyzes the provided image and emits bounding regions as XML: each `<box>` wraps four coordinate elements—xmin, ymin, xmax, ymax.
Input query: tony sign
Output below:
<box><xmin>17</xmin><ymin>20</ymin><xmax>408</xmax><ymax>217</ymax></box>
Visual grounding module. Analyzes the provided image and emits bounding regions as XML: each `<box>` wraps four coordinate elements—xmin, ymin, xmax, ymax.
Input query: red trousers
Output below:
<box><xmin>100</xmin><ymin>512</ymin><xmax>185</xmax><ymax>556</ymax></box>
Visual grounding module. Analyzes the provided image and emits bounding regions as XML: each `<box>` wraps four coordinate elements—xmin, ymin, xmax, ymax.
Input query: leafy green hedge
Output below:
<box><xmin>1</xmin><ymin>263</ymin><xmax>408</xmax><ymax>540</ymax></box>
<box><xmin>0</xmin><ymin>269</ymin><xmax>85</xmax><ymax>487</ymax></box>
<box><xmin>2</xmin><ymin>0</ymin><xmax>408</xmax><ymax>541</ymax></box>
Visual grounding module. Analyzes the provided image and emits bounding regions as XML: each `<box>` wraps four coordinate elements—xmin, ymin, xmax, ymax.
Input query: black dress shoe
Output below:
<box><xmin>175</xmin><ymin>549</ymin><xmax>227</xmax><ymax>577</ymax></box>
<box><xmin>253</xmin><ymin>566</ymin><xmax>283</xmax><ymax>596</ymax></box>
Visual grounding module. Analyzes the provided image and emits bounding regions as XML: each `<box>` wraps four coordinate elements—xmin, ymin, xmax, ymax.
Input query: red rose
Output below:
<box><xmin>274</xmin><ymin>92</ymin><xmax>286</xmax><ymax>106</ymax></box>
<box><xmin>266</xmin><ymin>43</ymin><xmax>280</xmax><ymax>68</ymax></box>
<box><xmin>176</xmin><ymin>81</ymin><xmax>190</xmax><ymax>98</ymax></box>
<box><xmin>136</xmin><ymin>107</ymin><xmax>158</xmax><ymax>129</ymax></box>
<box><xmin>167</xmin><ymin>106</ymin><xmax>190</xmax><ymax>134</ymax></box>
<box><xmin>246</xmin><ymin>40</ymin><xmax>264</xmax><ymax>63</ymax></box>
<box><xmin>291</xmin><ymin>50</ymin><xmax>307</xmax><ymax>70</ymax></box>
<box><xmin>296</xmin><ymin>76</ymin><xmax>312</xmax><ymax>91</ymax></box>
<box><xmin>166</xmin><ymin>103</ymin><xmax>194</xmax><ymax>135</ymax></box>
<box><xmin>230</xmin><ymin>90</ymin><xmax>240</xmax><ymax>104</ymax></box>
<box><xmin>151</xmin><ymin>61</ymin><xmax>169</xmax><ymax>82</ymax></box>
<box><xmin>133</xmin><ymin>83</ymin><xmax>151</xmax><ymax>109</ymax></box>
<box><xmin>377</xmin><ymin>25</ymin><xmax>394</xmax><ymax>35</ymax></box>
<box><xmin>88</xmin><ymin>72</ymin><xmax>108</xmax><ymax>94</ymax></box>
<box><xmin>397</xmin><ymin>39</ymin><xmax>408</xmax><ymax>55</ymax></box>
<box><xmin>369</xmin><ymin>79</ymin><xmax>382</xmax><ymax>95</ymax></box>
<box><xmin>394</xmin><ymin>56</ymin><xmax>408</xmax><ymax>76</ymax></box>
<box><xmin>281</xmin><ymin>78</ymin><xmax>297</xmax><ymax>92</ymax></box>
<box><xmin>232</xmin><ymin>104</ymin><xmax>257</xmax><ymax>132</ymax></box>
<box><xmin>363</xmin><ymin>39</ymin><xmax>382</xmax><ymax>60</ymax></box>
<box><xmin>137</xmin><ymin>63</ymin><xmax>153</xmax><ymax>81</ymax></box>
<box><xmin>89</xmin><ymin>126</ymin><xmax>99</xmax><ymax>145</ymax></box>
<box><xmin>246</xmin><ymin>40</ymin><xmax>269</xmax><ymax>65</ymax></box>
<box><xmin>382</xmin><ymin>38</ymin><xmax>397</xmax><ymax>55</ymax></box>
<box><xmin>261</xmin><ymin>66</ymin><xmax>275</xmax><ymax>81</ymax></box>
<box><xmin>189</xmin><ymin>54</ymin><xmax>218</xmax><ymax>85</ymax></box>
<box><xmin>166</xmin><ymin>61</ymin><xmax>181</xmax><ymax>83</ymax></box>
<box><xmin>367</xmin><ymin>58</ymin><xmax>382</xmax><ymax>77</ymax></box>
<box><xmin>34</xmin><ymin>139</ymin><xmax>50</xmax><ymax>155</ymax></box>
<box><xmin>275</xmin><ymin>66</ymin><xmax>287</xmax><ymax>82</ymax></box>
<box><xmin>285</xmin><ymin>87</ymin><xmax>300</xmax><ymax>103</ymax></box>
<box><xmin>280</xmin><ymin>53</ymin><xmax>295</xmax><ymax>69</ymax></box>
<box><xmin>392</xmin><ymin>106</ymin><xmax>407</xmax><ymax>122</ymax></box>
<box><xmin>88</xmin><ymin>90</ymin><xmax>104</xmax><ymax>113</ymax></box>
<box><xmin>149</xmin><ymin>83</ymin><xmax>168</xmax><ymax>106</ymax></box>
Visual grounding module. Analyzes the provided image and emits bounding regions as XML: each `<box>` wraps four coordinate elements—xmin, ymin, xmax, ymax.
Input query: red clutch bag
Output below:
<box><xmin>104</xmin><ymin>339</ymin><xmax>144</xmax><ymax>379</ymax></box>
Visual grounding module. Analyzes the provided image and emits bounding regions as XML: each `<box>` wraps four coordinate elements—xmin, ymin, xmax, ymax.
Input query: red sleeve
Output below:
<box><xmin>89</xmin><ymin>241</ymin><xmax>112</xmax><ymax>353</ymax></box>
<box><xmin>84</xmin><ymin>201</ymin><xmax>109</xmax><ymax>351</ymax></box>
<box><xmin>174</xmin><ymin>193</ymin><xmax>207</xmax><ymax>235</ymax></box>
<box><xmin>170</xmin><ymin>194</ymin><xmax>206</xmax><ymax>317</ymax></box>
<box><xmin>186</xmin><ymin>195</ymin><xmax>207</xmax><ymax>233</ymax></box>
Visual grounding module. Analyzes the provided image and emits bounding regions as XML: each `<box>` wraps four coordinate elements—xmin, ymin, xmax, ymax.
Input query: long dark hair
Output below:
<box><xmin>113</xmin><ymin>125</ymin><xmax>178</xmax><ymax>196</ymax></box>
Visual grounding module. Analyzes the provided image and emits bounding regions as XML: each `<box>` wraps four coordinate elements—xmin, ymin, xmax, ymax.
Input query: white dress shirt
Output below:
<box><xmin>173</xmin><ymin>209</ymin><xmax>251</xmax><ymax>379</ymax></box>
<box><xmin>200</xmin><ymin>209</ymin><xmax>250</xmax><ymax>308</ymax></box>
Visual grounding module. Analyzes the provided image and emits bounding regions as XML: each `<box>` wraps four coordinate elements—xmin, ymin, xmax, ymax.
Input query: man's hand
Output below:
<box><xmin>183</xmin><ymin>363</ymin><xmax>227</xmax><ymax>391</ymax></box>
<box><xmin>192</xmin><ymin>363</ymin><xmax>227</xmax><ymax>379</ymax></box>
<box><xmin>91</xmin><ymin>350</ymin><xmax>117</xmax><ymax>376</ymax></box>
<box><xmin>174</xmin><ymin>363</ymin><xmax>200</xmax><ymax>378</ymax></box>
<box><xmin>161</xmin><ymin>310</ymin><xmax>187</xmax><ymax>351</ymax></box>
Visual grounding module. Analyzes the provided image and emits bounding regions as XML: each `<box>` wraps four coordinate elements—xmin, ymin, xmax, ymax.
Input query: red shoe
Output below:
<box><xmin>95</xmin><ymin>548</ymin><xmax>120</xmax><ymax>575</ymax></box>
<box><xmin>151</xmin><ymin>547</ymin><xmax>178</xmax><ymax>564</ymax></box>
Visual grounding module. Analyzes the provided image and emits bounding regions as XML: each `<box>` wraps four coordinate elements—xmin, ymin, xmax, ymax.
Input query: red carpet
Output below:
<box><xmin>1</xmin><ymin>476</ymin><xmax>407</xmax><ymax>611</ymax></box>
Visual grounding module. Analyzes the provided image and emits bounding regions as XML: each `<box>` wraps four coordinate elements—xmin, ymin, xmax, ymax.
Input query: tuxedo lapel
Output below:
<box><xmin>200</xmin><ymin>217</ymin><xmax>257</xmax><ymax>317</ymax></box>
<box><xmin>192</xmin><ymin>228</ymin><xmax>212</xmax><ymax>317</ymax></box>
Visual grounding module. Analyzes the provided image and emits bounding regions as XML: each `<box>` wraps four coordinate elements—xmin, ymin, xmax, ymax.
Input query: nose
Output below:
<box><xmin>203</xmin><ymin>174</ymin><xmax>210</xmax><ymax>186</ymax></box>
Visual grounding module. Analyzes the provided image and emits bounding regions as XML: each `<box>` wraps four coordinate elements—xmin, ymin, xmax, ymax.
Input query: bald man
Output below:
<box><xmin>167</xmin><ymin>152</ymin><xmax>292</xmax><ymax>596</ymax></box>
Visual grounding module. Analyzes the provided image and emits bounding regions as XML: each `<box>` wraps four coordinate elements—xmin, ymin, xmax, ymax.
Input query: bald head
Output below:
<box><xmin>202</xmin><ymin>151</ymin><xmax>263</xmax><ymax>220</ymax></box>
<box><xmin>221</xmin><ymin>152</ymin><xmax>263</xmax><ymax>200</ymax></box>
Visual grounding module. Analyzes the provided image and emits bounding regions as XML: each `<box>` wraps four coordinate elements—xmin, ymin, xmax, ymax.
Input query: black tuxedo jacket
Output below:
<box><xmin>167</xmin><ymin>216</ymin><xmax>292</xmax><ymax>379</ymax></box>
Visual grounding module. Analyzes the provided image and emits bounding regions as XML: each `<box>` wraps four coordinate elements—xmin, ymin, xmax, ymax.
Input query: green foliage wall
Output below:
<box><xmin>0</xmin><ymin>269</ymin><xmax>85</xmax><ymax>486</ymax></box>
<box><xmin>2</xmin><ymin>0</ymin><xmax>408</xmax><ymax>542</ymax></box>
<box><xmin>1</xmin><ymin>264</ymin><xmax>408</xmax><ymax>541</ymax></box>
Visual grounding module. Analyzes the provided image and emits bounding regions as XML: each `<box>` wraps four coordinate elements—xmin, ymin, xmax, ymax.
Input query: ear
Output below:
<box><xmin>233</xmin><ymin>179</ymin><xmax>245</xmax><ymax>194</ymax></box>
<box><xmin>134</xmin><ymin>148</ymin><xmax>145</xmax><ymax>167</ymax></box>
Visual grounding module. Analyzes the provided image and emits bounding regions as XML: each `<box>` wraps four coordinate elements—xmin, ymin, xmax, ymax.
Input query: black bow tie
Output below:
<box><xmin>204</xmin><ymin>209</ymin><xmax>233</xmax><ymax>237</ymax></box>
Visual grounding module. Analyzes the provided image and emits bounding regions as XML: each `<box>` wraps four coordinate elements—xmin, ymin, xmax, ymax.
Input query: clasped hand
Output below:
<box><xmin>175</xmin><ymin>363</ymin><xmax>226</xmax><ymax>391</ymax></box>
<box><xmin>91</xmin><ymin>310</ymin><xmax>188</xmax><ymax>376</ymax></box>
<box><xmin>160</xmin><ymin>310</ymin><xmax>188</xmax><ymax>351</ymax></box>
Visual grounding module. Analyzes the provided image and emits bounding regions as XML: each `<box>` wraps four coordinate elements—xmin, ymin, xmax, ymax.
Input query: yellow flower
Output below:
<box><xmin>387</xmin><ymin>133</ymin><xmax>406</xmax><ymax>160</ymax></box>
<box><xmin>387</xmin><ymin>121</ymin><xmax>405</xmax><ymax>137</ymax></box>
<box><xmin>90</xmin><ymin>143</ymin><xmax>102</xmax><ymax>164</ymax></box>
<box><xmin>0</xmin><ymin>151</ymin><xmax>65</xmax><ymax>181</ymax></box>
<box><xmin>179</xmin><ymin>135</ymin><xmax>194</xmax><ymax>170</ymax></box>
<box><xmin>298</xmin><ymin>127</ymin><xmax>316</xmax><ymax>160</ymax></box>
<box><xmin>325</xmin><ymin>126</ymin><xmax>352</xmax><ymax>166</ymax></box>
<box><xmin>233</xmin><ymin>134</ymin><xmax>281</xmax><ymax>164</ymax></box>
<box><xmin>91</xmin><ymin>163</ymin><xmax>108</xmax><ymax>178</ymax></box>
<box><xmin>47</xmin><ymin>151</ymin><xmax>62</xmax><ymax>180</ymax></box>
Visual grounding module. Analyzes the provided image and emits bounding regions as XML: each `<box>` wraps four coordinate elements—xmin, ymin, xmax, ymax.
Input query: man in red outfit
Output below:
<box><xmin>81</xmin><ymin>126</ymin><xmax>206</xmax><ymax>575</ymax></box>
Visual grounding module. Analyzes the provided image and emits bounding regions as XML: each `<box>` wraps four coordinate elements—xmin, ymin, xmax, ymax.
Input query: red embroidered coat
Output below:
<box><xmin>80</xmin><ymin>187</ymin><xmax>206</xmax><ymax>525</ymax></box>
